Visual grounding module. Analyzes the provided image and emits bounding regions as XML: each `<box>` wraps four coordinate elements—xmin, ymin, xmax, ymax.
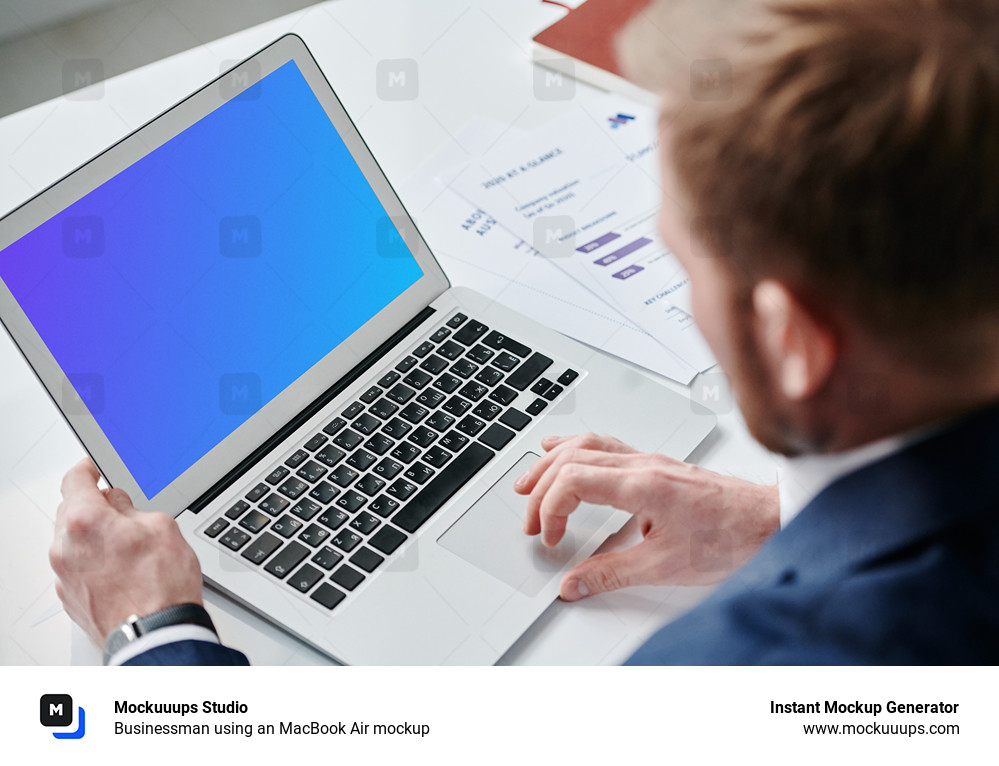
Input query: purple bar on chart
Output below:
<box><xmin>593</xmin><ymin>237</ymin><xmax>652</xmax><ymax>267</ymax></box>
<box><xmin>576</xmin><ymin>232</ymin><xmax>620</xmax><ymax>254</ymax></box>
<box><xmin>612</xmin><ymin>265</ymin><xmax>644</xmax><ymax>280</ymax></box>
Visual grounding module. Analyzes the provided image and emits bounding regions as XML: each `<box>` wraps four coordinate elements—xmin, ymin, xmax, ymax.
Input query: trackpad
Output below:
<box><xmin>438</xmin><ymin>452</ymin><xmax>617</xmax><ymax>597</ymax></box>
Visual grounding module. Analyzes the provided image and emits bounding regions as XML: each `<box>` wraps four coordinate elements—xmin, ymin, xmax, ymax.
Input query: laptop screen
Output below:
<box><xmin>0</xmin><ymin>60</ymin><xmax>424</xmax><ymax>498</ymax></box>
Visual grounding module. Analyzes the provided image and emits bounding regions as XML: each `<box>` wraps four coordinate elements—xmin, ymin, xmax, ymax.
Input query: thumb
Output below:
<box><xmin>559</xmin><ymin>543</ymin><xmax>658</xmax><ymax>601</ymax></box>
<box><xmin>103</xmin><ymin>487</ymin><xmax>136</xmax><ymax>514</ymax></box>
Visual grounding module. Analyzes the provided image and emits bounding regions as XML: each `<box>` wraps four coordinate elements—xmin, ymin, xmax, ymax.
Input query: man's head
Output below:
<box><xmin>621</xmin><ymin>0</ymin><xmax>999</xmax><ymax>455</ymax></box>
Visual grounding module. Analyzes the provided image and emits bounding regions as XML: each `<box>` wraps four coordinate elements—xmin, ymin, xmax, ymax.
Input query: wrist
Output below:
<box><xmin>103</xmin><ymin>603</ymin><xmax>216</xmax><ymax>665</ymax></box>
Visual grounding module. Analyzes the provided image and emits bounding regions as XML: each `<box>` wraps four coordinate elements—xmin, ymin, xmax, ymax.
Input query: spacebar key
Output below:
<box><xmin>506</xmin><ymin>352</ymin><xmax>554</xmax><ymax>391</ymax></box>
<box><xmin>392</xmin><ymin>442</ymin><xmax>494</xmax><ymax>532</ymax></box>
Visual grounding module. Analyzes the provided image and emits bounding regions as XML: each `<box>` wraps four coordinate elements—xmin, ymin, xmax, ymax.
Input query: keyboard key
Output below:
<box><xmin>373</xmin><ymin>458</ymin><xmax>404</xmax><ymax>479</ymax></box>
<box><xmin>266</xmin><ymin>465</ymin><xmax>290</xmax><ymax>485</ymax></box>
<box><xmin>205</xmin><ymin>518</ymin><xmax>229</xmax><ymax>538</ymax></box>
<box><xmin>451</xmin><ymin>359</ymin><xmax>478</xmax><ymax>379</ymax></box>
<box><xmin>312</xmin><ymin>546</ymin><xmax>344</xmax><ymax>571</ymax></box>
<box><xmin>290</xmin><ymin>499</ymin><xmax>323</xmax><ymax>521</ymax></box>
<box><xmin>386</xmin><ymin>478</ymin><xmax>418</xmax><ymax>501</ymax></box>
<box><xmin>403</xmin><ymin>369</ymin><xmax>433</xmax><ymax>389</ymax></box>
<box><xmin>413</xmin><ymin>341</ymin><xmax>435</xmax><ymax>358</ymax></box>
<box><xmin>405</xmin><ymin>463</ymin><xmax>435</xmax><ymax>485</ymax></box>
<box><xmin>240</xmin><ymin>509</ymin><xmax>270</xmax><ymax>532</ymax></box>
<box><xmin>446</xmin><ymin>312</ymin><xmax>468</xmax><ymax>328</ymax></box>
<box><xmin>341</xmin><ymin>400</ymin><xmax>365</xmax><ymax>419</ymax></box>
<box><xmin>442</xmin><ymin>396</ymin><xmax>472</xmax><ymax>416</ymax></box>
<box><xmin>466</xmin><ymin>344</ymin><xmax>494</xmax><ymax>364</ymax></box>
<box><xmin>318</xmin><ymin>508</ymin><xmax>349</xmax><ymax>531</ymax></box>
<box><xmin>296</xmin><ymin>460</ymin><xmax>327</xmax><ymax>483</ymax></box>
<box><xmin>356</xmin><ymin>474</ymin><xmax>386</xmax><ymax>496</ymax></box>
<box><xmin>304</xmin><ymin>433</ymin><xmax>328</xmax><ymax>451</ymax></box>
<box><xmin>277</xmin><ymin>477</ymin><xmax>309</xmax><ymax>500</ymax></box>
<box><xmin>543</xmin><ymin>384</ymin><xmax>564</xmax><ymax>401</ymax></box>
<box><xmin>369</xmin><ymin>397</ymin><xmax>399</xmax><ymax>420</ymax></box>
<box><xmin>271</xmin><ymin>514</ymin><xmax>304</xmax><ymax>538</ymax></box>
<box><xmin>352</xmin><ymin>412</ymin><xmax>381</xmax><ymax>435</ymax></box>
<box><xmin>453</xmin><ymin>320</ymin><xmax>488</xmax><ymax>345</ymax></box>
<box><xmin>432</xmin><ymin>327</ymin><xmax>453</xmax><ymax>343</ymax></box>
<box><xmin>392</xmin><ymin>442</ymin><xmax>495</xmax><ymax>532</ymax></box>
<box><xmin>395</xmin><ymin>355</ymin><xmax>418</xmax><ymax>373</ymax></box>
<box><xmin>439</xmin><ymin>430</ymin><xmax>469</xmax><ymax>452</ymax></box>
<box><xmin>259</xmin><ymin>493</ymin><xmax>290</xmax><ymax>516</ymax></box>
<box><xmin>369</xmin><ymin>495</ymin><xmax>400</xmax><ymax>518</ymax></box>
<box><xmin>330</xmin><ymin>464</ymin><xmax>359</xmax><ymax>487</ymax></box>
<box><xmin>472</xmin><ymin>401</ymin><xmax>502</xmax><ymax>421</ymax></box>
<box><xmin>456</xmin><ymin>415</ymin><xmax>486</xmax><ymax>437</ymax></box>
<box><xmin>558</xmin><ymin>369</ymin><xmax>579</xmax><ymax>386</ymax></box>
<box><xmin>489</xmin><ymin>384</ymin><xmax>517</xmax><ymax>405</ymax></box>
<box><xmin>482</xmin><ymin>330</ymin><xmax>531</xmax><ymax>358</ymax></box>
<box><xmin>360</xmin><ymin>385</ymin><xmax>382</xmax><ymax>404</ymax></box>
<box><xmin>333</xmin><ymin>429</ymin><xmax>363</xmax><ymax>450</ymax></box>
<box><xmin>458</xmin><ymin>382</ymin><xmax>488</xmax><ymax>402</ymax></box>
<box><xmin>480</xmin><ymin>423</ymin><xmax>516</xmax><ymax>450</ymax></box>
<box><xmin>350</xmin><ymin>512</ymin><xmax>381</xmax><ymax>535</ymax></box>
<box><xmin>298</xmin><ymin>523</ymin><xmax>330</xmax><ymax>547</ymax></box>
<box><xmin>246</xmin><ymin>483</ymin><xmax>269</xmax><ymax>502</ymax></box>
<box><xmin>437</xmin><ymin>340</ymin><xmax>463</xmax><ymax>360</ymax></box>
<box><xmin>415</xmin><ymin>389</ymin><xmax>445</xmax><ymax>409</ymax></box>
<box><xmin>225</xmin><ymin>500</ymin><xmax>250</xmax><ymax>520</ymax></box>
<box><xmin>499</xmin><ymin>408</ymin><xmax>531</xmax><ymax>431</ymax></box>
<box><xmin>507</xmin><ymin>352</ymin><xmax>554</xmax><ymax>391</ymax></box>
<box><xmin>526</xmin><ymin>398</ymin><xmax>548</xmax><ymax>415</ymax></box>
<box><xmin>386</xmin><ymin>383</ymin><xmax>416</xmax><ymax>404</ymax></box>
<box><xmin>347</xmin><ymin>448</ymin><xmax>377</xmax><ymax>471</ymax></box>
<box><xmin>400</xmin><ymin>402</ymin><xmax>429</xmax><ymax>423</ymax></box>
<box><xmin>364</xmin><ymin>433</ymin><xmax>395</xmax><ymax>455</ymax></box>
<box><xmin>492</xmin><ymin>352</ymin><xmax>520</xmax><ymax>372</ymax></box>
<box><xmin>426</xmin><ymin>411</ymin><xmax>455</xmax><ymax>432</ymax></box>
<box><xmin>285</xmin><ymin>449</ymin><xmax>309</xmax><ymax>469</ymax></box>
<box><xmin>332</xmin><ymin>531</ymin><xmax>363</xmax><ymax>553</ymax></box>
<box><xmin>419</xmin><ymin>354</ymin><xmax>448</xmax><ymax>375</ymax></box>
<box><xmin>378</xmin><ymin>370</ymin><xmax>401</xmax><ymax>388</ymax></box>
<box><xmin>390</xmin><ymin>442</ymin><xmax>421</xmax><ymax>463</ymax></box>
<box><xmin>382</xmin><ymin>417</ymin><xmax>412</xmax><ymax>439</ymax></box>
<box><xmin>316</xmin><ymin>444</ymin><xmax>347</xmax><ymax>467</ymax></box>
<box><xmin>336</xmin><ymin>491</ymin><xmax>367</xmax><ymax>513</ymax></box>
<box><xmin>220</xmin><ymin>528</ymin><xmax>250</xmax><ymax>551</ymax></box>
<box><xmin>311</xmin><ymin>582</ymin><xmax>346</xmax><ymax>610</ymax></box>
<box><xmin>289</xmin><ymin>564</ymin><xmax>323</xmax><ymax>593</ymax></box>
<box><xmin>264</xmin><ymin>542</ymin><xmax>309</xmax><ymax>579</ymax></box>
<box><xmin>322</xmin><ymin>417</ymin><xmax>347</xmax><ymax>436</ymax></box>
<box><xmin>310</xmin><ymin>481</ymin><xmax>341</xmax><ymax>504</ymax></box>
<box><xmin>433</xmin><ymin>373</ymin><xmax>462</xmax><ymax>393</ymax></box>
<box><xmin>369</xmin><ymin>525</ymin><xmax>407</xmax><ymax>554</ymax></box>
<box><xmin>350</xmin><ymin>547</ymin><xmax>385</xmax><ymax>573</ymax></box>
<box><xmin>422</xmin><ymin>445</ymin><xmax>453</xmax><ymax>468</ymax></box>
<box><xmin>331</xmin><ymin>564</ymin><xmax>365</xmax><ymax>591</ymax></box>
<box><xmin>531</xmin><ymin>377</ymin><xmax>553</xmax><ymax>395</ymax></box>
<box><xmin>241</xmin><ymin>532</ymin><xmax>281</xmax><ymax>565</ymax></box>
<box><xmin>475</xmin><ymin>367</ymin><xmax>504</xmax><ymax>387</ymax></box>
<box><xmin>408</xmin><ymin>426</ymin><xmax>438</xmax><ymax>447</ymax></box>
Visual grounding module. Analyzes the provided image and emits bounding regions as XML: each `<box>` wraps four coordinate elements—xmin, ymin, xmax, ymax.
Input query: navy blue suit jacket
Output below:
<box><xmin>128</xmin><ymin>403</ymin><xmax>999</xmax><ymax>666</ymax></box>
<box><xmin>627</xmin><ymin>402</ymin><xmax>999</xmax><ymax>664</ymax></box>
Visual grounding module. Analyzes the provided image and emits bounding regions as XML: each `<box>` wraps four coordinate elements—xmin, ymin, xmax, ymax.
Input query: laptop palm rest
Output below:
<box><xmin>438</xmin><ymin>452</ymin><xmax>617</xmax><ymax>597</ymax></box>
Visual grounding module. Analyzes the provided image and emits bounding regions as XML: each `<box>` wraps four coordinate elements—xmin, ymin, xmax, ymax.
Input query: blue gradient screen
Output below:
<box><xmin>0</xmin><ymin>60</ymin><xmax>424</xmax><ymax>498</ymax></box>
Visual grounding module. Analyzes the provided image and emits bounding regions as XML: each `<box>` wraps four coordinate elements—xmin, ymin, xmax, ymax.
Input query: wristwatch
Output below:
<box><xmin>103</xmin><ymin>603</ymin><xmax>217</xmax><ymax>664</ymax></box>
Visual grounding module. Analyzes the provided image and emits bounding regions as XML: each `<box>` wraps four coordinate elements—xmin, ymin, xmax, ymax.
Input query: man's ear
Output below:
<box><xmin>752</xmin><ymin>280</ymin><xmax>837</xmax><ymax>401</ymax></box>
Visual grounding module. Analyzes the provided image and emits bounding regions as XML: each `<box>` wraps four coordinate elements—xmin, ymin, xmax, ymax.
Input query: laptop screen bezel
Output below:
<box><xmin>0</xmin><ymin>34</ymin><xmax>450</xmax><ymax>513</ymax></box>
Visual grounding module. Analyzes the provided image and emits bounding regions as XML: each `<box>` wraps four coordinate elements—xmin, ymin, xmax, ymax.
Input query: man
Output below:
<box><xmin>51</xmin><ymin>0</ymin><xmax>999</xmax><ymax>664</ymax></box>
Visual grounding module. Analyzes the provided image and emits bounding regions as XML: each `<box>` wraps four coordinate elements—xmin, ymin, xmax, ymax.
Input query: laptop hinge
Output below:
<box><xmin>186</xmin><ymin>306</ymin><xmax>437</xmax><ymax>514</ymax></box>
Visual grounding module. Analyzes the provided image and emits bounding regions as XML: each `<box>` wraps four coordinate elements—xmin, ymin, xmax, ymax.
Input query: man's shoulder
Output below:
<box><xmin>122</xmin><ymin>639</ymin><xmax>250</xmax><ymax>666</ymax></box>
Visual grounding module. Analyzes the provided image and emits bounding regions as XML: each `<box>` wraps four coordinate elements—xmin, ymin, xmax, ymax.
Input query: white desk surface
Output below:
<box><xmin>0</xmin><ymin>0</ymin><xmax>781</xmax><ymax>665</ymax></box>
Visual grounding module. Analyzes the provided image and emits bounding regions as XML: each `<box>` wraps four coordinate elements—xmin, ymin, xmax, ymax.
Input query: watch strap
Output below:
<box><xmin>103</xmin><ymin>603</ymin><xmax>216</xmax><ymax>664</ymax></box>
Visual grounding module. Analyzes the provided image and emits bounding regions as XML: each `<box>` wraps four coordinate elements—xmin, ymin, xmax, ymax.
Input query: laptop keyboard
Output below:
<box><xmin>201</xmin><ymin>312</ymin><xmax>581</xmax><ymax>612</ymax></box>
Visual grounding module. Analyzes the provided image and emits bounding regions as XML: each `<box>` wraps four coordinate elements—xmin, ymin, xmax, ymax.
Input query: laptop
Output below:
<box><xmin>0</xmin><ymin>35</ymin><xmax>715</xmax><ymax>665</ymax></box>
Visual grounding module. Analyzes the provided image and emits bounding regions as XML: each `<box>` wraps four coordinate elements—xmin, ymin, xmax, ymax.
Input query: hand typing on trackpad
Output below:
<box><xmin>437</xmin><ymin>453</ymin><xmax>615</xmax><ymax>597</ymax></box>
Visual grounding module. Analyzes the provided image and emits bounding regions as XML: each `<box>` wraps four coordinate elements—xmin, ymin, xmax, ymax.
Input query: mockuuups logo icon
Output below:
<box><xmin>40</xmin><ymin>694</ymin><xmax>86</xmax><ymax>739</ymax></box>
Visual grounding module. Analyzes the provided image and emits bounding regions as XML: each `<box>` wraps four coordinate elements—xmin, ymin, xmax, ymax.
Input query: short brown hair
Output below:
<box><xmin>620</xmin><ymin>0</ymin><xmax>999</xmax><ymax>367</ymax></box>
